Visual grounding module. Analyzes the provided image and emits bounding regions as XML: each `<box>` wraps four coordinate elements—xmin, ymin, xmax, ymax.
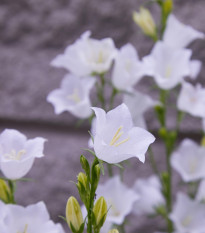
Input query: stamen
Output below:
<box><xmin>17</xmin><ymin>224</ymin><xmax>28</xmax><ymax>233</ymax></box>
<box><xmin>114</xmin><ymin>137</ymin><xmax>130</xmax><ymax>147</ymax></box>
<box><xmin>67</xmin><ymin>88</ymin><xmax>81</xmax><ymax>103</ymax></box>
<box><xmin>97</xmin><ymin>51</ymin><xmax>104</xmax><ymax>63</ymax></box>
<box><xmin>109</xmin><ymin>126</ymin><xmax>129</xmax><ymax>147</ymax></box>
<box><xmin>3</xmin><ymin>149</ymin><xmax>26</xmax><ymax>161</ymax></box>
<box><xmin>165</xmin><ymin>65</ymin><xmax>172</xmax><ymax>78</ymax></box>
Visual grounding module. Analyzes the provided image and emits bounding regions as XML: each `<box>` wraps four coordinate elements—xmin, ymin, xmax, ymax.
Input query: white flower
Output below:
<box><xmin>0</xmin><ymin>200</ymin><xmax>65</xmax><ymax>233</ymax></box>
<box><xmin>132</xmin><ymin>175</ymin><xmax>165</xmax><ymax>215</ymax></box>
<box><xmin>171</xmin><ymin>139</ymin><xmax>205</xmax><ymax>182</ymax></box>
<box><xmin>88</xmin><ymin>117</ymin><xmax>96</xmax><ymax>148</ymax></box>
<box><xmin>177</xmin><ymin>82</ymin><xmax>205</xmax><ymax>118</ymax></box>
<box><xmin>0</xmin><ymin>129</ymin><xmax>46</xmax><ymax>180</ymax></box>
<box><xmin>47</xmin><ymin>74</ymin><xmax>95</xmax><ymax>118</ymax></box>
<box><xmin>92</xmin><ymin>104</ymin><xmax>155</xmax><ymax>164</ymax></box>
<box><xmin>142</xmin><ymin>42</ymin><xmax>192</xmax><ymax>90</ymax></box>
<box><xmin>96</xmin><ymin>176</ymin><xmax>139</xmax><ymax>225</ymax></box>
<box><xmin>163</xmin><ymin>14</ymin><xmax>204</xmax><ymax>49</ymax></box>
<box><xmin>112</xmin><ymin>44</ymin><xmax>144</xmax><ymax>91</ymax></box>
<box><xmin>170</xmin><ymin>193</ymin><xmax>205</xmax><ymax>233</ymax></box>
<box><xmin>123</xmin><ymin>90</ymin><xmax>157</xmax><ymax>129</ymax></box>
<box><xmin>51</xmin><ymin>31</ymin><xmax>116</xmax><ymax>76</ymax></box>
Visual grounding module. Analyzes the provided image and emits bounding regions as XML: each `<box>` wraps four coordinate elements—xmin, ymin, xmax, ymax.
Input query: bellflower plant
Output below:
<box><xmin>4</xmin><ymin>1</ymin><xmax>205</xmax><ymax>233</ymax></box>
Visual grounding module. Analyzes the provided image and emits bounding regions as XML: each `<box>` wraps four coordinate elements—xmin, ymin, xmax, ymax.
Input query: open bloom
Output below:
<box><xmin>177</xmin><ymin>82</ymin><xmax>205</xmax><ymax>118</ymax></box>
<box><xmin>132</xmin><ymin>175</ymin><xmax>165</xmax><ymax>215</ymax></box>
<box><xmin>92</xmin><ymin>104</ymin><xmax>155</xmax><ymax>164</ymax></box>
<box><xmin>163</xmin><ymin>14</ymin><xmax>204</xmax><ymax>49</ymax></box>
<box><xmin>96</xmin><ymin>176</ymin><xmax>139</xmax><ymax>225</ymax></box>
<box><xmin>142</xmin><ymin>42</ymin><xmax>192</xmax><ymax>90</ymax></box>
<box><xmin>112</xmin><ymin>43</ymin><xmax>144</xmax><ymax>91</ymax></box>
<box><xmin>47</xmin><ymin>74</ymin><xmax>95</xmax><ymax>118</ymax></box>
<box><xmin>170</xmin><ymin>193</ymin><xmax>205</xmax><ymax>233</ymax></box>
<box><xmin>123</xmin><ymin>90</ymin><xmax>157</xmax><ymax>129</ymax></box>
<box><xmin>0</xmin><ymin>129</ymin><xmax>46</xmax><ymax>180</ymax></box>
<box><xmin>0</xmin><ymin>201</ymin><xmax>65</xmax><ymax>233</ymax></box>
<box><xmin>171</xmin><ymin>139</ymin><xmax>205</xmax><ymax>182</ymax></box>
<box><xmin>51</xmin><ymin>31</ymin><xmax>116</xmax><ymax>76</ymax></box>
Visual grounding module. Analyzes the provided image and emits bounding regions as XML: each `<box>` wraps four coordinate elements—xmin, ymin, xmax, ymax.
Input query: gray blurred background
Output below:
<box><xmin>0</xmin><ymin>0</ymin><xmax>205</xmax><ymax>232</ymax></box>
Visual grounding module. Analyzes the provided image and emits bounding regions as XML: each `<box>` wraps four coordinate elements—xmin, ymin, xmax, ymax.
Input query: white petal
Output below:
<box><xmin>189</xmin><ymin>60</ymin><xmax>202</xmax><ymax>80</ymax></box>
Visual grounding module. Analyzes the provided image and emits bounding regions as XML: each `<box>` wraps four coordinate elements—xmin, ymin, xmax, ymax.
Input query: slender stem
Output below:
<box><xmin>8</xmin><ymin>180</ymin><xmax>16</xmax><ymax>204</ymax></box>
<box><xmin>96</xmin><ymin>73</ymin><xmax>106</xmax><ymax>110</ymax></box>
<box><xmin>148</xmin><ymin>147</ymin><xmax>159</xmax><ymax>176</ymax></box>
<box><xmin>107</xmin><ymin>164</ymin><xmax>113</xmax><ymax>177</ymax></box>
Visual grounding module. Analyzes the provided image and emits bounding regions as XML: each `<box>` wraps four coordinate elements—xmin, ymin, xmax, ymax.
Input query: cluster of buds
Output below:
<box><xmin>65</xmin><ymin>155</ymin><xmax>109</xmax><ymax>233</ymax></box>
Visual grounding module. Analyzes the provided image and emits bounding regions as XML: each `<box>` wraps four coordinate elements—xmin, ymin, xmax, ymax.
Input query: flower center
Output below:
<box><xmin>96</xmin><ymin>51</ymin><xmax>104</xmax><ymax>64</ymax></box>
<box><xmin>3</xmin><ymin>149</ymin><xmax>26</xmax><ymax>161</ymax></box>
<box><xmin>165</xmin><ymin>65</ymin><xmax>172</xmax><ymax>78</ymax></box>
<box><xmin>181</xmin><ymin>215</ymin><xmax>192</xmax><ymax>227</ymax></box>
<box><xmin>67</xmin><ymin>88</ymin><xmax>81</xmax><ymax>103</ymax></box>
<box><xmin>109</xmin><ymin>126</ymin><xmax>129</xmax><ymax>147</ymax></box>
<box><xmin>17</xmin><ymin>224</ymin><xmax>28</xmax><ymax>233</ymax></box>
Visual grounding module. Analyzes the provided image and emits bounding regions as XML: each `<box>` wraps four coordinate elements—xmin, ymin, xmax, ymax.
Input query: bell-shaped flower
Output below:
<box><xmin>132</xmin><ymin>175</ymin><xmax>165</xmax><ymax>215</ymax></box>
<box><xmin>0</xmin><ymin>200</ymin><xmax>65</xmax><ymax>233</ymax></box>
<box><xmin>142</xmin><ymin>42</ymin><xmax>192</xmax><ymax>90</ymax></box>
<box><xmin>112</xmin><ymin>44</ymin><xmax>144</xmax><ymax>91</ymax></box>
<box><xmin>177</xmin><ymin>82</ymin><xmax>205</xmax><ymax>118</ymax></box>
<box><xmin>51</xmin><ymin>31</ymin><xmax>116</xmax><ymax>76</ymax></box>
<box><xmin>92</xmin><ymin>103</ymin><xmax>155</xmax><ymax>164</ymax></box>
<box><xmin>123</xmin><ymin>90</ymin><xmax>157</xmax><ymax>129</ymax></box>
<box><xmin>170</xmin><ymin>193</ymin><xmax>205</xmax><ymax>233</ymax></box>
<box><xmin>0</xmin><ymin>129</ymin><xmax>46</xmax><ymax>180</ymax></box>
<box><xmin>171</xmin><ymin>139</ymin><xmax>205</xmax><ymax>182</ymax></box>
<box><xmin>163</xmin><ymin>14</ymin><xmax>204</xmax><ymax>49</ymax></box>
<box><xmin>96</xmin><ymin>176</ymin><xmax>139</xmax><ymax>225</ymax></box>
<box><xmin>47</xmin><ymin>74</ymin><xmax>95</xmax><ymax>118</ymax></box>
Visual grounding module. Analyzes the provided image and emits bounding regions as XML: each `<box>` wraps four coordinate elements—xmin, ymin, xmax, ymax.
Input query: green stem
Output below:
<box><xmin>8</xmin><ymin>180</ymin><xmax>16</xmax><ymax>204</ymax></box>
<box><xmin>96</xmin><ymin>73</ymin><xmax>106</xmax><ymax>110</ymax></box>
<box><xmin>107</xmin><ymin>164</ymin><xmax>113</xmax><ymax>177</ymax></box>
<box><xmin>148</xmin><ymin>147</ymin><xmax>159</xmax><ymax>176</ymax></box>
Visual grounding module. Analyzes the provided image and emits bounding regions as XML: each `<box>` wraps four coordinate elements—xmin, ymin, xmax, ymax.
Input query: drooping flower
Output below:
<box><xmin>133</xmin><ymin>7</ymin><xmax>157</xmax><ymax>38</ymax></box>
<box><xmin>96</xmin><ymin>176</ymin><xmax>139</xmax><ymax>225</ymax></box>
<box><xmin>163</xmin><ymin>14</ymin><xmax>204</xmax><ymax>49</ymax></box>
<box><xmin>112</xmin><ymin>44</ymin><xmax>144</xmax><ymax>91</ymax></box>
<box><xmin>177</xmin><ymin>82</ymin><xmax>205</xmax><ymax>118</ymax></box>
<box><xmin>142</xmin><ymin>42</ymin><xmax>192</xmax><ymax>90</ymax></box>
<box><xmin>47</xmin><ymin>74</ymin><xmax>95</xmax><ymax>118</ymax></box>
<box><xmin>51</xmin><ymin>31</ymin><xmax>116</xmax><ymax>76</ymax></box>
<box><xmin>92</xmin><ymin>104</ymin><xmax>155</xmax><ymax>164</ymax></box>
<box><xmin>0</xmin><ymin>129</ymin><xmax>46</xmax><ymax>180</ymax></box>
<box><xmin>132</xmin><ymin>175</ymin><xmax>165</xmax><ymax>215</ymax></box>
<box><xmin>123</xmin><ymin>90</ymin><xmax>157</xmax><ymax>129</ymax></box>
<box><xmin>171</xmin><ymin>139</ymin><xmax>205</xmax><ymax>182</ymax></box>
<box><xmin>170</xmin><ymin>193</ymin><xmax>205</xmax><ymax>233</ymax></box>
<box><xmin>0</xmin><ymin>200</ymin><xmax>65</xmax><ymax>233</ymax></box>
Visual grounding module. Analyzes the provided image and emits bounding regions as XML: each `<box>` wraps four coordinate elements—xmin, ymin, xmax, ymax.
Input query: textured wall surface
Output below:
<box><xmin>0</xmin><ymin>0</ymin><xmax>205</xmax><ymax>232</ymax></box>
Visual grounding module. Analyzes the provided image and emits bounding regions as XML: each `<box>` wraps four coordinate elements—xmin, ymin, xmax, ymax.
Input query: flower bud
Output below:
<box><xmin>66</xmin><ymin>196</ymin><xmax>84</xmax><ymax>232</ymax></box>
<box><xmin>77</xmin><ymin>172</ymin><xmax>88</xmax><ymax>189</ymax></box>
<box><xmin>163</xmin><ymin>0</ymin><xmax>173</xmax><ymax>16</ymax></box>
<box><xmin>201</xmin><ymin>136</ymin><xmax>205</xmax><ymax>147</ymax></box>
<box><xmin>133</xmin><ymin>7</ymin><xmax>156</xmax><ymax>38</ymax></box>
<box><xmin>93</xmin><ymin>196</ymin><xmax>107</xmax><ymax>227</ymax></box>
<box><xmin>80</xmin><ymin>155</ymin><xmax>90</xmax><ymax>177</ymax></box>
<box><xmin>108</xmin><ymin>229</ymin><xmax>119</xmax><ymax>233</ymax></box>
<box><xmin>0</xmin><ymin>179</ymin><xmax>10</xmax><ymax>203</ymax></box>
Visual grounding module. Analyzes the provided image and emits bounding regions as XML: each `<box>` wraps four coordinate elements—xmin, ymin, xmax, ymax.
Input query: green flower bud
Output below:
<box><xmin>77</xmin><ymin>172</ymin><xmax>88</xmax><ymax>189</ymax></box>
<box><xmin>66</xmin><ymin>196</ymin><xmax>84</xmax><ymax>232</ymax></box>
<box><xmin>163</xmin><ymin>0</ymin><xmax>173</xmax><ymax>16</ymax></box>
<box><xmin>92</xmin><ymin>164</ymin><xmax>101</xmax><ymax>192</ymax></box>
<box><xmin>93</xmin><ymin>196</ymin><xmax>107</xmax><ymax>227</ymax></box>
<box><xmin>108</xmin><ymin>229</ymin><xmax>119</xmax><ymax>233</ymax></box>
<box><xmin>80</xmin><ymin>155</ymin><xmax>90</xmax><ymax>177</ymax></box>
<box><xmin>133</xmin><ymin>7</ymin><xmax>157</xmax><ymax>38</ymax></box>
<box><xmin>0</xmin><ymin>179</ymin><xmax>10</xmax><ymax>203</ymax></box>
